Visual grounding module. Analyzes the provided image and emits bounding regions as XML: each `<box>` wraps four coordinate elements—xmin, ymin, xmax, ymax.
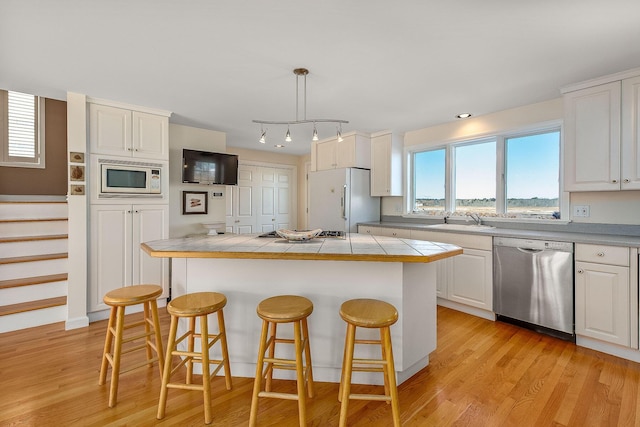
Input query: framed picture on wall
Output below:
<box><xmin>182</xmin><ymin>191</ymin><xmax>208</xmax><ymax>215</ymax></box>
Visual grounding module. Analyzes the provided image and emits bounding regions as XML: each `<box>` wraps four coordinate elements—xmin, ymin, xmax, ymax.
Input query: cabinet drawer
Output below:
<box><xmin>410</xmin><ymin>230</ymin><xmax>492</xmax><ymax>251</ymax></box>
<box><xmin>575</xmin><ymin>243</ymin><xmax>629</xmax><ymax>266</ymax></box>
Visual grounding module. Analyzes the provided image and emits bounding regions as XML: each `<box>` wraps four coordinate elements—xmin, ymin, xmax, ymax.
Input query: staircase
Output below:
<box><xmin>0</xmin><ymin>201</ymin><xmax>68</xmax><ymax>333</ymax></box>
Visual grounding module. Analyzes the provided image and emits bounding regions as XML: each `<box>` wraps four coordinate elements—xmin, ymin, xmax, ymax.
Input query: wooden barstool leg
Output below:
<box><xmin>380</xmin><ymin>328</ymin><xmax>390</xmax><ymax>401</ymax></box>
<box><xmin>99</xmin><ymin>306</ymin><xmax>117</xmax><ymax>386</ymax></box>
<box><xmin>217</xmin><ymin>309</ymin><xmax>232</xmax><ymax>390</ymax></box>
<box><xmin>337</xmin><ymin>321</ymin><xmax>350</xmax><ymax>403</ymax></box>
<box><xmin>265</xmin><ymin>322</ymin><xmax>277</xmax><ymax>392</ymax></box>
<box><xmin>186</xmin><ymin>316</ymin><xmax>196</xmax><ymax>384</ymax></box>
<box><xmin>301</xmin><ymin>317</ymin><xmax>314</xmax><ymax>398</ymax></box>
<box><xmin>200</xmin><ymin>315</ymin><xmax>213</xmax><ymax>425</ymax></box>
<box><xmin>294</xmin><ymin>320</ymin><xmax>307</xmax><ymax>426</ymax></box>
<box><xmin>339</xmin><ymin>323</ymin><xmax>356</xmax><ymax>427</ymax></box>
<box><xmin>150</xmin><ymin>299</ymin><xmax>164</xmax><ymax>376</ymax></box>
<box><xmin>108</xmin><ymin>306</ymin><xmax>126</xmax><ymax>408</ymax></box>
<box><xmin>382</xmin><ymin>326</ymin><xmax>400</xmax><ymax>427</ymax></box>
<box><xmin>249</xmin><ymin>319</ymin><xmax>269</xmax><ymax>427</ymax></box>
<box><xmin>142</xmin><ymin>301</ymin><xmax>153</xmax><ymax>367</ymax></box>
<box><xmin>157</xmin><ymin>314</ymin><xmax>179</xmax><ymax>420</ymax></box>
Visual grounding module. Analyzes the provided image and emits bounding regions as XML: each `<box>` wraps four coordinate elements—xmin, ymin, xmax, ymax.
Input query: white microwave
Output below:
<box><xmin>100</xmin><ymin>161</ymin><xmax>162</xmax><ymax>195</ymax></box>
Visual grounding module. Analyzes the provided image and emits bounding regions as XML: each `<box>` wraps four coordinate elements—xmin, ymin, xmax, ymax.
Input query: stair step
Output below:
<box><xmin>0</xmin><ymin>217</ymin><xmax>68</xmax><ymax>224</ymax></box>
<box><xmin>0</xmin><ymin>234</ymin><xmax>68</xmax><ymax>244</ymax></box>
<box><xmin>0</xmin><ymin>273</ymin><xmax>68</xmax><ymax>290</ymax></box>
<box><xmin>0</xmin><ymin>296</ymin><xmax>67</xmax><ymax>316</ymax></box>
<box><xmin>0</xmin><ymin>200</ymin><xmax>67</xmax><ymax>220</ymax></box>
<box><xmin>0</xmin><ymin>252</ymin><xmax>68</xmax><ymax>265</ymax></box>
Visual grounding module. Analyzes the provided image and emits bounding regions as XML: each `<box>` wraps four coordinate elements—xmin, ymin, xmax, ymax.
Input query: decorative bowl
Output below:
<box><xmin>202</xmin><ymin>222</ymin><xmax>225</xmax><ymax>235</ymax></box>
<box><xmin>276</xmin><ymin>228</ymin><xmax>323</xmax><ymax>241</ymax></box>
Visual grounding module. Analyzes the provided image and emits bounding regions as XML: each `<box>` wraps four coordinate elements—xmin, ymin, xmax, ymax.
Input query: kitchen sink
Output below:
<box><xmin>425</xmin><ymin>223</ymin><xmax>496</xmax><ymax>231</ymax></box>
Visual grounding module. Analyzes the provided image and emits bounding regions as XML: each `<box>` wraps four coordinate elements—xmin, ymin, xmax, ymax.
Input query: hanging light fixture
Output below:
<box><xmin>259</xmin><ymin>126</ymin><xmax>266</xmax><ymax>143</ymax></box>
<box><xmin>253</xmin><ymin>68</ymin><xmax>348</xmax><ymax>145</ymax></box>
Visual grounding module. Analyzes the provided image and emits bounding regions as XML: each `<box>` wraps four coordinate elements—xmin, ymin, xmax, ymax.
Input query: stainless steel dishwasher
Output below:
<box><xmin>493</xmin><ymin>237</ymin><xmax>574</xmax><ymax>339</ymax></box>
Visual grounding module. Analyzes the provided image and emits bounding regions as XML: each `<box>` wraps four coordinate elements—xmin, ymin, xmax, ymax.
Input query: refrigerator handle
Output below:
<box><xmin>341</xmin><ymin>184</ymin><xmax>347</xmax><ymax>219</ymax></box>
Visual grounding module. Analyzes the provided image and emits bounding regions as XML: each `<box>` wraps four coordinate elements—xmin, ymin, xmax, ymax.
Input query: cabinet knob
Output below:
<box><xmin>624</xmin><ymin>178</ymin><xmax>630</xmax><ymax>183</ymax></box>
<box><xmin>577</xmin><ymin>269</ymin><xmax>584</xmax><ymax>274</ymax></box>
<box><xmin>612</xmin><ymin>179</ymin><xmax>618</xmax><ymax>183</ymax></box>
<box><xmin>234</xmin><ymin>220</ymin><xmax>240</xmax><ymax>223</ymax></box>
<box><xmin>597</xmin><ymin>252</ymin><xmax>605</xmax><ymax>257</ymax></box>
<box><xmin>272</xmin><ymin>218</ymin><xmax>275</xmax><ymax>221</ymax></box>
<box><xmin>127</xmin><ymin>148</ymin><xmax>132</xmax><ymax>151</ymax></box>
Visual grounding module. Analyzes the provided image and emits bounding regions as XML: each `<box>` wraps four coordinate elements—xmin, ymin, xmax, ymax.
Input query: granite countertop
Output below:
<box><xmin>141</xmin><ymin>232</ymin><xmax>462</xmax><ymax>263</ymax></box>
<box><xmin>360</xmin><ymin>221</ymin><xmax>640</xmax><ymax>247</ymax></box>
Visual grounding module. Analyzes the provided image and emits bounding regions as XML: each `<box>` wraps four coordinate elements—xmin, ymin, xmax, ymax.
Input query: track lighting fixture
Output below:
<box><xmin>253</xmin><ymin>68</ymin><xmax>348</xmax><ymax>146</ymax></box>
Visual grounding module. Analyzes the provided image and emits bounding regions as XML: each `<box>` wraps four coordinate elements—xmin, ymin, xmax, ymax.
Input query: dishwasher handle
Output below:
<box><xmin>516</xmin><ymin>247</ymin><xmax>544</xmax><ymax>254</ymax></box>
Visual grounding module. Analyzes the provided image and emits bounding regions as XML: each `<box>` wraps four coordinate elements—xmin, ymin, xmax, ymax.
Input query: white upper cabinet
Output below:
<box><xmin>371</xmin><ymin>131</ymin><xmax>403</xmax><ymax>196</ymax></box>
<box><xmin>89</xmin><ymin>101</ymin><xmax>170</xmax><ymax>160</ymax></box>
<box><xmin>563</xmin><ymin>68</ymin><xmax>640</xmax><ymax>191</ymax></box>
<box><xmin>312</xmin><ymin>131</ymin><xmax>371</xmax><ymax>171</ymax></box>
<box><xmin>621</xmin><ymin>75</ymin><xmax>640</xmax><ymax>190</ymax></box>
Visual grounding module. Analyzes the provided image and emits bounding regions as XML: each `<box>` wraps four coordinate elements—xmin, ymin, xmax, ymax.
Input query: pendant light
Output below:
<box><xmin>253</xmin><ymin>68</ymin><xmax>348</xmax><ymax>146</ymax></box>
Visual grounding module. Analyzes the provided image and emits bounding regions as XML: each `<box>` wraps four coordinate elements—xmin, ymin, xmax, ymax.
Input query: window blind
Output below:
<box><xmin>7</xmin><ymin>91</ymin><xmax>37</xmax><ymax>159</ymax></box>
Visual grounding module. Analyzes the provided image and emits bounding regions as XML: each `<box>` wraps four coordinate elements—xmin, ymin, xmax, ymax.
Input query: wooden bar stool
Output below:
<box><xmin>99</xmin><ymin>284</ymin><xmax>165</xmax><ymax>408</ymax></box>
<box><xmin>338</xmin><ymin>298</ymin><xmax>400</xmax><ymax>427</ymax></box>
<box><xmin>249</xmin><ymin>295</ymin><xmax>314</xmax><ymax>427</ymax></box>
<box><xmin>157</xmin><ymin>292</ymin><xmax>232</xmax><ymax>425</ymax></box>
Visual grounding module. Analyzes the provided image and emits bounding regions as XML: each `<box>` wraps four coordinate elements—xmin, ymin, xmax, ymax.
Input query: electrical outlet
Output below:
<box><xmin>573</xmin><ymin>205</ymin><xmax>590</xmax><ymax>217</ymax></box>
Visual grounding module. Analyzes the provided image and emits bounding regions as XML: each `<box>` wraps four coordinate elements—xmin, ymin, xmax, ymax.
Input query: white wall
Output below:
<box><xmin>404</xmin><ymin>98</ymin><xmax>563</xmax><ymax>148</ymax></box>
<box><xmin>168</xmin><ymin>124</ymin><xmax>227</xmax><ymax>237</ymax></box>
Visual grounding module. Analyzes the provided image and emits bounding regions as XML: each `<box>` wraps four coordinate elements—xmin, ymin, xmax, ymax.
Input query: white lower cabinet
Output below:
<box><xmin>411</xmin><ymin>230</ymin><xmax>493</xmax><ymax>312</ymax></box>
<box><xmin>89</xmin><ymin>204</ymin><xmax>169</xmax><ymax>312</ymax></box>
<box><xmin>447</xmin><ymin>248</ymin><xmax>492</xmax><ymax>310</ymax></box>
<box><xmin>574</xmin><ymin>243</ymin><xmax>631</xmax><ymax>347</ymax></box>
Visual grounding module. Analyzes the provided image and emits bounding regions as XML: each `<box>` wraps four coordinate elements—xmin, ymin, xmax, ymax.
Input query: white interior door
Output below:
<box><xmin>258</xmin><ymin>167</ymin><xmax>291</xmax><ymax>232</ymax></box>
<box><xmin>226</xmin><ymin>165</ymin><xmax>258</xmax><ymax>234</ymax></box>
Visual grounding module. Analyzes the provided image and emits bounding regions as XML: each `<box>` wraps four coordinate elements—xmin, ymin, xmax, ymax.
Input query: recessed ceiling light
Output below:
<box><xmin>274</xmin><ymin>144</ymin><xmax>285</xmax><ymax>148</ymax></box>
<box><xmin>456</xmin><ymin>113</ymin><xmax>472</xmax><ymax>119</ymax></box>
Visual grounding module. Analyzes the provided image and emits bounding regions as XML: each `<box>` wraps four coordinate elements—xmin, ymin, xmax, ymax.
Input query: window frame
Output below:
<box><xmin>0</xmin><ymin>90</ymin><xmax>46</xmax><ymax>168</ymax></box>
<box><xmin>407</xmin><ymin>122</ymin><xmax>565</xmax><ymax>220</ymax></box>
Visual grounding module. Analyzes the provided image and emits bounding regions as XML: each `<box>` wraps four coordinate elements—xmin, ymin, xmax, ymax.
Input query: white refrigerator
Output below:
<box><xmin>308</xmin><ymin>168</ymin><xmax>380</xmax><ymax>233</ymax></box>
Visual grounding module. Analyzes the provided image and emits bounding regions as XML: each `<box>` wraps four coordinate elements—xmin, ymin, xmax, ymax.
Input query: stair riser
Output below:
<box><xmin>0</xmin><ymin>221</ymin><xmax>68</xmax><ymax>238</ymax></box>
<box><xmin>0</xmin><ymin>281</ymin><xmax>67</xmax><ymax>306</ymax></box>
<box><xmin>0</xmin><ymin>203</ymin><xmax>67</xmax><ymax>220</ymax></box>
<box><xmin>0</xmin><ymin>305</ymin><xmax>66</xmax><ymax>334</ymax></box>
<box><xmin>0</xmin><ymin>258</ymin><xmax>68</xmax><ymax>281</ymax></box>
<box><xmin>0</xmin><ymin>239</ymin><xmax>68</xmax><ymax>258</ymax></box>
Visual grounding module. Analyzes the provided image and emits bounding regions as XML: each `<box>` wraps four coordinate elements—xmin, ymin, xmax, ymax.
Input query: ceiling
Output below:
<box><xmin>1</xmin><ymin>1</ymin><xmax>640</xmax><ymax>156</ymax></box>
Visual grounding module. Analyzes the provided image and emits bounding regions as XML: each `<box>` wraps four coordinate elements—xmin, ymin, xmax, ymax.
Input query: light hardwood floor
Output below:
<box><xmin>1</xmin><ymin>306</ymin><xmax>640</xmax><ymax>426</ymax></box>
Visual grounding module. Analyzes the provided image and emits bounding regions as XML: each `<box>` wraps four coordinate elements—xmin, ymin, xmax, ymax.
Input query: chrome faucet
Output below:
<box><xmin>469</xmin><ymin>213</ymin><xmax>482</xmax><ymax>225</ymax></box>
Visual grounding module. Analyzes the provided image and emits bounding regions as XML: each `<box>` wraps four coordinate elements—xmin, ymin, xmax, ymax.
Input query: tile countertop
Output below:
<box><xmin>141</xmin><ymin>232</ymin><xmax>463</xmax><ymax>263</ymax></box>
<box><xmin>359</xmin><ymin>221</ymin><xmax>640</xmax><ymax>247</ymax></box>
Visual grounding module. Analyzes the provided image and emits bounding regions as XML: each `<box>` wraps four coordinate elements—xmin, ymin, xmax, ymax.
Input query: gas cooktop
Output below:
<box><xmin>259</xmin><ymin>230</ymin><xmax>345</xmax><ymax>238</ymax></box>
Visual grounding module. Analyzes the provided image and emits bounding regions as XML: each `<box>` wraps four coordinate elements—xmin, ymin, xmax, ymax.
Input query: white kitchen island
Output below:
<box><xmin>142</xmin><ymin>232</ymin><xmax>461</xmax><ymax>385</ymax></box>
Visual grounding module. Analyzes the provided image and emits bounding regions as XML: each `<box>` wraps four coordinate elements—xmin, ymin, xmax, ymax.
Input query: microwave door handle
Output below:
<box><xmin>341</xmin><ymin>184</ymin><xmax>347</xmax><ymax>220</ymax></box>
